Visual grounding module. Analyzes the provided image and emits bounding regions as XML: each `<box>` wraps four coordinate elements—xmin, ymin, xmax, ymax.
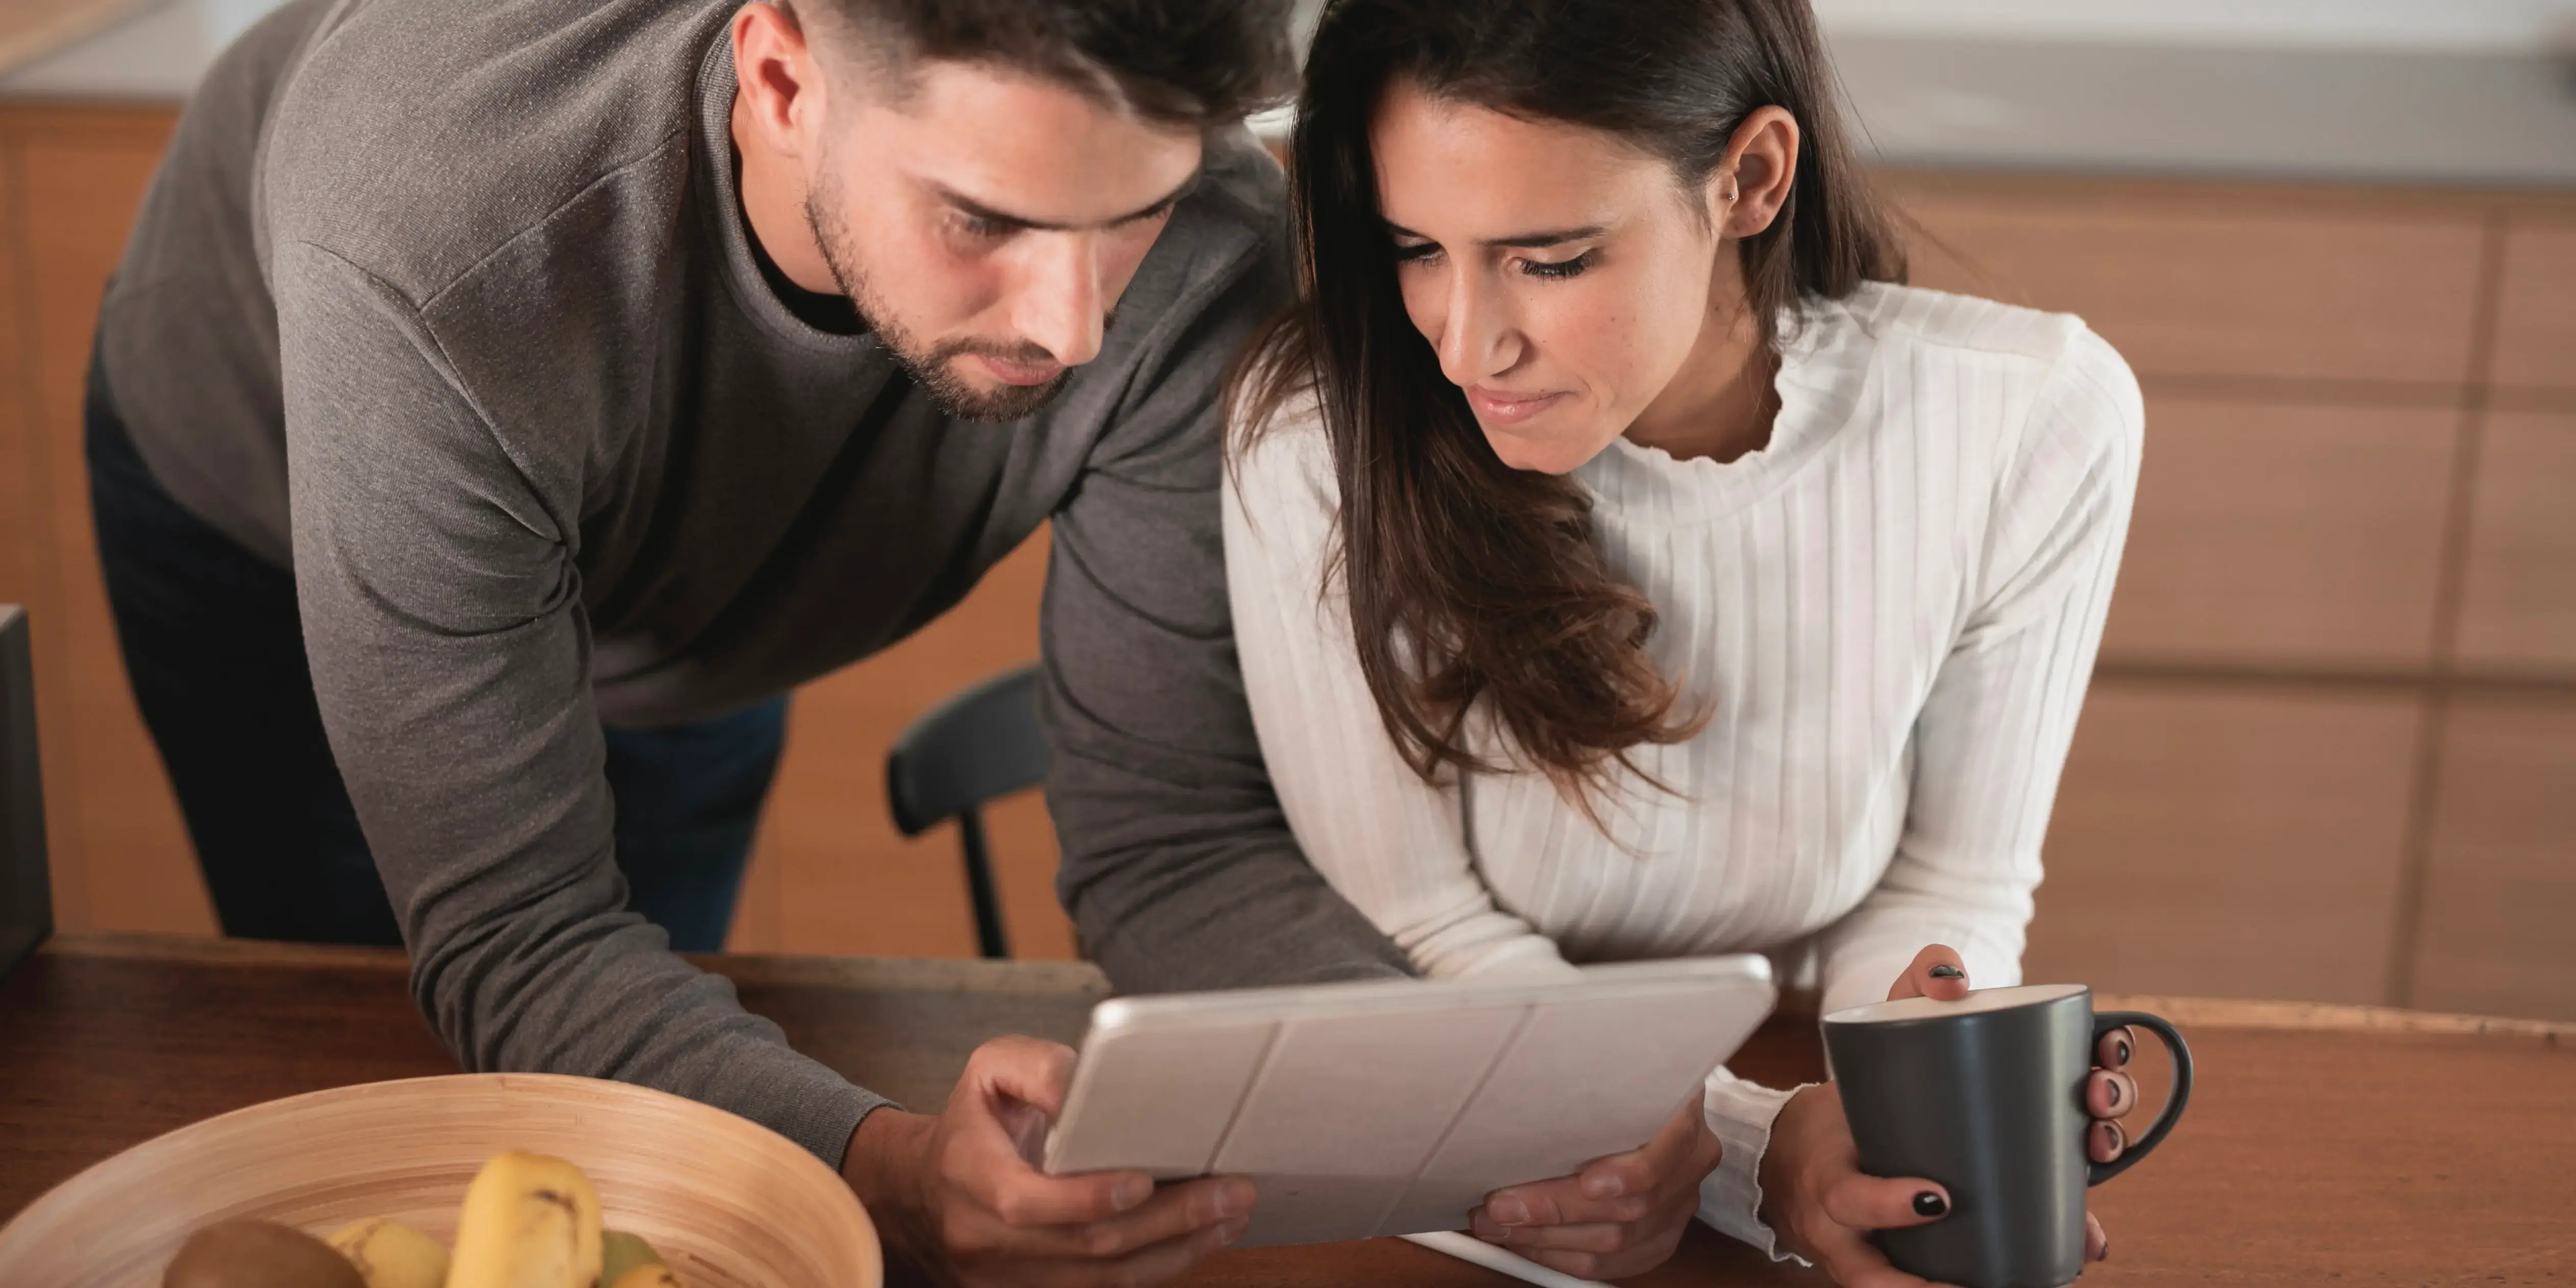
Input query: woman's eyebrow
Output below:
<box><xmin>1381</xmin><ymin>220</ymin><xmax>1606</xmax><ymax>249</ymax></box>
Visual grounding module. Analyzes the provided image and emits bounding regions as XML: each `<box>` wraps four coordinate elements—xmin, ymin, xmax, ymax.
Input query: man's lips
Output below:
<box><xmin>1466</xmin><ymin>385</ymin><xmax>1567</xmax><ymax>425</ymax></box>
<box><xmin>972</xmin><ymin>353</ymin><xmax>1064</xmax><ymax>386</ymax></box>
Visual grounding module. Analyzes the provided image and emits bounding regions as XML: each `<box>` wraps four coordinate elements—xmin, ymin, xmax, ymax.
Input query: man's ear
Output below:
<box><xmin>733</xmin><ymin>2</ymin><xmax>826</xmax><ymax>160</ymax></box>
<box><xmin>1708</xmin><ymin>106</ymin><xmax>1801</xmax><ymax>240</ymax></box>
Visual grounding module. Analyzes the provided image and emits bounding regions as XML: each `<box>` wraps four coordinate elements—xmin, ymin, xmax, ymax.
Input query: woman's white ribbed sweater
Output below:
<box><xmin>1222</xmin><ymin>282</ymin><xmax>2144</xmax><ymax>1252</ymax></box>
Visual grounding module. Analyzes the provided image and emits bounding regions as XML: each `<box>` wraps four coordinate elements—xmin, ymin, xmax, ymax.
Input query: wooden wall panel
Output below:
<box><xmin>741</xmin><ymin>530</ymin><xmax>1074</xmax><ymax>961</ymax></box>
<box><xmin>0</xmin><ymin>126</ymin><xmax>90</xmax><ymax>929</ymax></box>
<box><xmin>2410</xmin><ymin>695</ymin><xmax>2576</xmax><ymax>1020</ymax></box>
<box><xmin>2026</xmin><ymin>682</ymin><xmax>2423</xmax><ymax>1005</ymax></box>
<box><xmin>2490</xmin><ymin>220</ymin><xmax>2576</xmax><ymax>391</ymax></box>
<box><xmin>2455</xmin><ymin>412</ymin><xmax>2576</xmax><ymax>676</ymax></box>
<box><xmin>13</xmin><ymin>111</ymin><xmax>206</xmax><ymax>935</ymax></box>
<box><xmin>1892</xmin><ymin>184</ymin><xmax>2487</xmax><ymax>386</ymax></box>
<box><xmin>2102</xmin><ymin>398</ymin><xmax>2455</xmax><ymax>670</ymax></box>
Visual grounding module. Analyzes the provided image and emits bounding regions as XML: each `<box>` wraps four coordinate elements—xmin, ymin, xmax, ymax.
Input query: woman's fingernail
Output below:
<box><xmin>1490</xmin><ymin>1197</ymin><xmax>1530</xmax><ymax>1225</ymax></box>
<box><xmin>2117</xmin><ymin>1036</ymin><xmax>2132</xmax><ymax>1064</ymax></box>
<box><xmin>1913</xmin><ymin>1191</ymin><xmax>1948</xmax><ymax>1217</ymax></box>
<box><xmin>1113</xmin><ymin>1176</ymin><xmax>1153</xmax><ymax>1210</ymax></box>
<box><xmin>1929</xmin><ymin>964</ymin><xmax>1964</xmax><ymax>979</ymax></box>
<box><xmin>2102</xmin><ymin>1238</ymin><xmax>2111</xmax><ymax>1261</ymax></box>
<box><xmin>2106</xmin><ymin>1078</ymin><xmax>2123</xmax><ymax>1110</ymax></box>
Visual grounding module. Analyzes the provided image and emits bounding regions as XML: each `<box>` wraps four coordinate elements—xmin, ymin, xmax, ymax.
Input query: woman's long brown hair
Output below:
<box><xmin>1232</xmin><ymin>0</ymin><xmax>1905</xmax><ymax>810</ymax></box>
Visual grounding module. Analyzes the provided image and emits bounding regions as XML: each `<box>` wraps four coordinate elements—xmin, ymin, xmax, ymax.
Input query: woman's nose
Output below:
<box><xmin>1436</xmin><ymin>271</ymin><xmax>1514</xmax><ymax>386</ymax></box>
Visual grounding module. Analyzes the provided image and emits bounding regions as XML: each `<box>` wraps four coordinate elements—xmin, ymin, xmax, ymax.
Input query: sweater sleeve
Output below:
<box><xmin>275</xmin><ymin>242</ymin><xmax>887</xmax><ymax>1167</ymax></box>
<box><xmin>1223</xmin><ymin>411</ymin><xmax>1576</xmax><ymax>982</ymax></box>
<box><xmin>1044</xmin><ymin>239</ymin><xmax>1414</xmax><ymax>995</ymax></box>
<box><xmin>1813</xmin><ymin>327</ymin><xmax>2146</xmax><ymax>1016</ymax></box>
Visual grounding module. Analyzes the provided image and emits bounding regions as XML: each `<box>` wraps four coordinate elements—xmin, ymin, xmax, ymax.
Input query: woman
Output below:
<box><xmin>1224</xmin><ymin>0</ymin><xmax>2146</xmax><ymax>1282</ymax></box>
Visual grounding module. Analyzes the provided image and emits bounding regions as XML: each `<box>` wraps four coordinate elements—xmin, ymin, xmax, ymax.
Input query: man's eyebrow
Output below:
<box><xmin>935</xmin><ymin>172</ymin><xmax>1202</xmax><ymax>233</ymax></box>
<box><xmin>1384</xmin><ymin>220</ymin><xmax>1607</xmax><ymax>249</ymax></box>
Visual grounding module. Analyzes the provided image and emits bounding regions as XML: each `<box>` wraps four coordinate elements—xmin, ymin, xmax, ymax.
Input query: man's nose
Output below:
<box><xmin>1011</xmin><ymin>234</ymin><xmax>1108</xmax><ymax>369</ymax></box>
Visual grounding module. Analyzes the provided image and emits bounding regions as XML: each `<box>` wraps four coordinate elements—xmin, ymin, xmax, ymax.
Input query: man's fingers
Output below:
<box><xmin>976</xmin><ymin>1161</ymin><xmax>1156</xmax><ymax>1229</ymax></box>
<box><xmin>1887</xmin><ymin>945</ymin><xmax>1970</xmax><ymax>1002</ymax></box>
<box><xmin>1008</xmin><ymin>1212</ymin><xmax>1250</xmax><ymax>1288</ymax></box>
<box><xmin>2085</xmin><ymin>1212</ymin><xmax>2109</xmax><ymax>1262</ymax></box>
<box><xmin>964</xmin><ymin>1035</ymin><xmax>1080</xmax><ymax>1118</ymax></box>
<box><xmin>1820</xmin><ymin>1171</ymin><xmax>1953</xmax><ymax>1232</ymax></box>
<box><xmin>973</xmin><ymin>1176</ymin><xmax>1248</xmax><ymax>1260</ymax></box>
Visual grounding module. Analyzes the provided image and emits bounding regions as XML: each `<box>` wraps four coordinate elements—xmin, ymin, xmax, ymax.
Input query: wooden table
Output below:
<box><xmin>4</xmin><ymin>934</ymin><xmax>2571</xmax><ymax>1285</ymax></box>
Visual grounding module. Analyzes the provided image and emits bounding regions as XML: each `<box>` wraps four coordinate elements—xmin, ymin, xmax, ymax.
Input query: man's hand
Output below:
<box><xmin>841</xmin><ymin>1036</ymin><xmax>1254</xmax><ymax>1287</ymax></box>
<box><xmin>1464</xmin><ymin>1094</ymin><xmax>1723</xmax><ymax>1280</ymax></box>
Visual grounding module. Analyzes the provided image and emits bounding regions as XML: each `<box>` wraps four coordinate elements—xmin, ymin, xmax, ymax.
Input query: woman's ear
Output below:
<box><xmin>1709</xmin><ymin>106</ymin><xmax>1801</xmax><ymax>240</ymax></box>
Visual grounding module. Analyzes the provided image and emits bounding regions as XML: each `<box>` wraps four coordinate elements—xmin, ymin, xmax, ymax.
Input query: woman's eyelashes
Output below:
<box><xmin>1520</xmin><ymin>249</ymin><xmax>1596</xmax><ymax>279</ymax></box>
<box><xmin>1388</xmin><ymin>241</ymin><xmax>1597</xmax><ymax>280</ymax></box>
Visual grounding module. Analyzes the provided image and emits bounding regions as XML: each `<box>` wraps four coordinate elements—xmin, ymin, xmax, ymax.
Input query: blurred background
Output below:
<box><xmin>1</xmin><ymin>1</ymin><xmax>2569</xmax><ymax>1017</ymax></box>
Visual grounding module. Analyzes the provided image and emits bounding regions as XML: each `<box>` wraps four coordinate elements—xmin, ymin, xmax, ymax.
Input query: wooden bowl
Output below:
<box><xmin>0</xmin><ymin>1073</ymin><xmax>881</xmax><ymax>1288</ymax></box>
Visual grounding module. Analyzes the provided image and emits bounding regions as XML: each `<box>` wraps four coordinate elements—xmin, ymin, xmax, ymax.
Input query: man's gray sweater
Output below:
<box><xmin>97</xmin><ymin>0</ymin><xmax>1406</xmax><ymax>1168</ymax></box>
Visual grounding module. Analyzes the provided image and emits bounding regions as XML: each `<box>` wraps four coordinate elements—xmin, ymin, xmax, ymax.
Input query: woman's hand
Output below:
<box><xmin>1759</xmin><ymin>946</ymin><xmax>2124</xmax><ymax>1284</ymax></box>
<box><xmin>1466</xmin><ymin>1094</ymin><xmax>1723</xmax><ymax>1279</ymax></box>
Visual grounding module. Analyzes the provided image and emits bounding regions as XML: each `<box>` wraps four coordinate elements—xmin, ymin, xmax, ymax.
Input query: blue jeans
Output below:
<box><xmin>84</xmin><ymin>364</ymin><xmax>784</xmax><ymax>951</ymax></box>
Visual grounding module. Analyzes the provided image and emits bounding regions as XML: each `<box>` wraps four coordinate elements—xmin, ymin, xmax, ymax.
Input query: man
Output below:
<box><xmin>86</xmin><ymin>0</ymin><xmax>1408</xmax><ymax>1281</ymax></box>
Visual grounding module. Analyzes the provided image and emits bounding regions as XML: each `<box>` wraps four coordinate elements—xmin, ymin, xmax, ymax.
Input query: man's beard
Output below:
<box><xmin>803</xmin><ymin>175</ymin><xmax>1076</xmax><ymax>423</ymax></box>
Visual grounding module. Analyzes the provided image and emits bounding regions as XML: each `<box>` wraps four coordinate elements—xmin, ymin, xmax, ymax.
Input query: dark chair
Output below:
<box><xmin>886</xmin><ymin>663</ymin><xmax>1049</xmax><ymax>959</ymax></box>
<box><xmin>1</xmin><ymin>606</ymin><xmax>52</xmax><ymax>980</ymax></box>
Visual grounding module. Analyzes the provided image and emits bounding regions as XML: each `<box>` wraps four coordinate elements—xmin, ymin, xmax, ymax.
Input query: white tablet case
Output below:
<box><xmin>1043</xmin><ymin>956</ymin><xmax>1777</xmax><ymax>1248</ymax></box>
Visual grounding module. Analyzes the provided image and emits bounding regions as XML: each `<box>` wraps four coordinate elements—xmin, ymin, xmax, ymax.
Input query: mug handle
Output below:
<box><xmin>2088</xmin><ymin>1011</ymin><xmax>2193</xmax><ymax>1185</ymax></box>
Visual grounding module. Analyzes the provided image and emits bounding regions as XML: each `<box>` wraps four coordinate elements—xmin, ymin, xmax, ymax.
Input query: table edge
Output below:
<box><xmin>32</xmin><ymin>934</ymin><xmax>2569</xmax><ymax>1042</ymax></box>
<box><xmin>36</xmin><ymin>930</ymin><xmax>1114</xmax><ymax>996</ymax></box>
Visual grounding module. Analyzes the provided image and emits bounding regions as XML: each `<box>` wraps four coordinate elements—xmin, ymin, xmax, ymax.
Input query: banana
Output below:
<box><xmin>326</xmin><ymin>1218</ymin><xmax>449</xmax><ymax>1288</ymax></box>
<box><xmin>607</xmin><ymin>1268</ymin><xmax>685</xmax><ymax>1288</ymax></box>
<box><xmin>598</xmin><ymin>1230</ymin><xmax>662</xmax><ymax>1288</ymax></box>
<box><xmin>445</xmin><ymin>1151</ymin><xmax>605</xmax><ymax>1288</ymax></box>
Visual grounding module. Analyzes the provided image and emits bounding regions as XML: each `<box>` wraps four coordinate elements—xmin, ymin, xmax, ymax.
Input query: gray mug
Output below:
<box><xmin>1821</xmin><ymin>983</ymin><xmax>2193</xmax><ymax>1288</ymax></box>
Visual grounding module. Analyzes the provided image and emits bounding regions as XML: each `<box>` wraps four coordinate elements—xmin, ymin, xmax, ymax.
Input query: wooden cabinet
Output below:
<box><xmin>2411</xmin><ymin>695</ymin><xmax>2576</xmax><ymax>1020</ymax></box>
<box><xmin>1891</xmin><ymin>175</ymin><xmax>2491</xmax><ymax>388</ymax></box>
<box><xmin>2456</xmin><ymin>412</ymin><xmax>2576</xmax><ymax>675</ymax></box>
<box><xmin>1888</xmin><ymin>171</ymin><xmax>2576</xmax><ymax>1020</ymax></box>
<box><xmin>2027</xmin><ymin>681</ymin><xmax>2423</xmax><ymax>1005</ymax></box>
<box><xmin>2491</xmin><ymin>220</ymin><xmax>2576</xmax><ymax>392</ymax></box>
<box><xmin>2102</xmin><ymin>398</ymin><xmax>2457</xmax><ymax>671</ymax></box>
<box><xmin>0</xmin><ymin>107</ymin><xmax>196</xmax><ymax>935</ymax></box>
<box><xmin>7</xmin><ymin>109</ymin><xmax>2575</xmax><ymax>1014</ymax></box>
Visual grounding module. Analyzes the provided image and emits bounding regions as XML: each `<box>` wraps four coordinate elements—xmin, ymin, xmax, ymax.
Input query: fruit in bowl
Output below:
<box><xmin>0</xmin><ymin>1073</ymin><xmax>879</xmax><ymax>1288</ymax></box>
<box><xmin>162</xmin><ymin>1151</ymin><xmax>698</xmax><ymax>1288</ymax></box>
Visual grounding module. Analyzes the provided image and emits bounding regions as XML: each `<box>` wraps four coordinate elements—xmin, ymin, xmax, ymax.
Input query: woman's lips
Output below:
<box><xmin>1466</xmin><ymin>385</ymin><xmax>1567</xmax><ymax>425</ymax></box>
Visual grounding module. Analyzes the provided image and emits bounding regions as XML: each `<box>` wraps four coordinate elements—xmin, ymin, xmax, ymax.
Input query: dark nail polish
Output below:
<box><xmin>2115</xmin><ymin>1036</ymin><xmax>2131</xmax><ymax>1064</ymax></box>
<box><xmin>2106</xmin><ymin>1078</ymin><xmax>2122</xmax><ymax>1109</ymax></box>
<box><xmin>1928</xmin><ymin>964</ymin><xmax>1963</xmax><ymax>979</ymax></box>
<box><xmin>1913</xmin><ymin>1191</ymin><xmax>1948</xmax><ymax>1217</ymax></box>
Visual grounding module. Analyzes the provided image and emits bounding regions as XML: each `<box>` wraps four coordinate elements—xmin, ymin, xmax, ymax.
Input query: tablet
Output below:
<box><xmin>1043</xmin><ymin>955</ymin><xmax>1777</xmax><ymax>1248</ymax></box>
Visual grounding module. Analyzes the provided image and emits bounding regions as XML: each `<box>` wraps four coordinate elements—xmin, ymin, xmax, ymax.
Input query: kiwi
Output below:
<box><xmin>599</xmin><ymin>1229</ymin><xmax>663</xmax><ymax>1287</ymax></box>
<box><xmin>164</xmin><ymin>1220</ymin><xmax>365</xmax><ymax>1288</ymax></box>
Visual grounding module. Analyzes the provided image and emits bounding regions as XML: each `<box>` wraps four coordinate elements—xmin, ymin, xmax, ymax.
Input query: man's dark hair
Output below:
<box><xmin>793</xmin><ymin>0</ymin><xmax>1299</xmax><ymax>130</ymax></box>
